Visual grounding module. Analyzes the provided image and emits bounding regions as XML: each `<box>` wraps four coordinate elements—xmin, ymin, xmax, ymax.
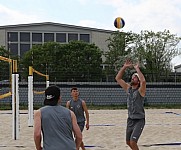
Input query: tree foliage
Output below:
<box><xmin>104</xmin><ymin>31</ymin><xmax>140</xmax><ymax>81</ymax></box>
<box><xmin>105</xmin><ymin>30</ymin><xmax>181</xmax><ymax>82</ymax></box>
<box><xmin>21</xmin><ymin>41</ymin><xmax>103</xmax><ymax>81</ymax></box>
<box><xmin>0</xmin><ymin>46</ymin><xmax>11</xmax><ymax>81</ymax></box>
<box><xmin>134</xmin><ymin>30</ymin><xmax>181</xmax><ymax>81</ymax></box>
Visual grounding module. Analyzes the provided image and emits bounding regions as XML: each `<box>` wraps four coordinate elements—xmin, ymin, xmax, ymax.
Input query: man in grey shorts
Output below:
<box><xmin>115</xmin><ymin>60</ymin><xmax>146</xmax><ymax>150</ymax></box>
<box><xmin>66</xmin><ymin>87</ymin><xmax>89</xmax><ymax>150</ymax></box>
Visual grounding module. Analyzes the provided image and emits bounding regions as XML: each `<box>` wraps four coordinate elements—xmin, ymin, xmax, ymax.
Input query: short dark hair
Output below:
<box><xmin>44</xmin><ymin>85</ymin><xmax>60</xmax><ymax>106</ymax></box>
<box><xmin>71</xmin><ymin>87</ymin><xmax>78</xmax><ymax>92</ymax></box>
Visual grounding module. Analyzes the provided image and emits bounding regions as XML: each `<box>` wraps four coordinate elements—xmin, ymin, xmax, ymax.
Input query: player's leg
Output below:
<box><xmin>129</xmin><ymin>141</ymin><xmax>139</xmax><ymax>150</ymax></box>
<box><xmin>130</xmin><ymin>119</ymin><xmax>145</xmax><ymax>150</ymax></box>
<box><xmin>126</xmin><ymin>118</ymin><xmax>133</xmax><ymax>149</ymax></box>
<box><xmin>78</xmin><ymin>122</ymin><xmax>86</xmax><ymax>150</ymax></box>
<box><xmin>126</xmin><ymin>141</ymin><xmax>133</xmax><ymax>149</ymax></box>
<box><xmin>80</xmin><ymin>142</ymin><xmax>85</xmax><ymax>150</ymax></box>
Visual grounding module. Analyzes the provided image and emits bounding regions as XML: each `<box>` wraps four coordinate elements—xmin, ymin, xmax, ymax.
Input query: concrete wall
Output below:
<box><xmin>92</xmin><ymin>31</ymin><xmax>112</xmax><ymax>61</ymax></box>
<box><xmin>0</xmin><ymin>29</ymin><xmax>6</xmax><ymax>47</ymax></box>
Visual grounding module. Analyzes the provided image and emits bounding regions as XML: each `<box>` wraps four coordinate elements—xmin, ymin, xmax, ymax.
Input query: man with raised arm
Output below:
<box><xmin>115</xmin><ymin>60</ymin><xmax>146</xmax><ymax>150</ymax></box>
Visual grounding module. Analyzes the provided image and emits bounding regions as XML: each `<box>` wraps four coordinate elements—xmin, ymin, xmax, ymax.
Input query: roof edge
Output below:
<box><xmin>0</xmin><ymin>22</ymin><xmax>114</xmax><ymax>33</ymax></box>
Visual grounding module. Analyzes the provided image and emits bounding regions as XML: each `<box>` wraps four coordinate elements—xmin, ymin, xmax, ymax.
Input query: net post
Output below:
<box><xmin>28</xmin><ymin>66</ymin><xmax>50</xmax><ymax>127</ymax></box>
<box><xmin>28</xmin><ymin>66</ymin><xmax>34</xmax><ymax>127</ymax></box>
<box><xmin>46</xmin><ymin>75</ymin><xmax>49</xmax><ymax>88</ymax></box>
<box><xmin>12</xmin><ymin>60</ymin><xmax>20</xmax><ymax>140</ymax></box>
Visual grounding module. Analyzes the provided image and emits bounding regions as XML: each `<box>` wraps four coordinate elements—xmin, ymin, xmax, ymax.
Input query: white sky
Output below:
<box><xmin>0</xmin><ymin>0</ymin><xmax>180</xmax><ymax>66</ymax></box>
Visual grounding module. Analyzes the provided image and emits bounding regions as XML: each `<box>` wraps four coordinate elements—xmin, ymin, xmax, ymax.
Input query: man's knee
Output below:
<box><xmin>130</xmin><ymin>141</ymin><xmax>138</xmax><ymax>149</ymax></box>
<box><xmin>126</xmin><ymin>141</ymin><xmax>131</xmax><ymax>147</ymax></box>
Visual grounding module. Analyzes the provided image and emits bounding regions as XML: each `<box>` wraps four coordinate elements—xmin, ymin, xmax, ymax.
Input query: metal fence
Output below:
<box><xmin>0</xmin><ymin>82</ymin><xmax>181</xmax><ymax>108</ymax></box>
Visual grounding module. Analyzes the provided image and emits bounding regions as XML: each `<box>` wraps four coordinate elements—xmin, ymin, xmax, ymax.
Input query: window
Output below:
<box><xmin>80</xmin><ymin>34</ymin><xmax>90</xmax><ymax>43</ymax></box>
<box><xmin>32</xmin><ymin>33</ymin><xmax>42</xmax><ymax>42</ymax></box>
<box><xmin>7</xmin><ymin>32</ymin><xmax>18</xmax><ymax>42</ymax></box>
<box><xmin>68</xmin><ymin>33</ymin><xmax>78</xmax><ymax>42</ymax></box>
<box><xmin>20</xmin><ymin>44</ymin><xmax>30</xmax><ymax>56</ymax></box>
<box><xmin>56</xmin><ymin>33</ymin><xmax>66</xmax><ymax>43</ymax></box>
<box><xmin>8</xmin><ymin>43</ymin><xmax>18</xmax><ymax>56</ymax></box>
<box><xmin>44</xmin><ymin>33</ymin><xmax>54</xmax><ymax>42</ymax></box>
<box><xmin>20</xmin><ymin>32</ymin><xmax>30</xmax><ymax>42</ymax></box>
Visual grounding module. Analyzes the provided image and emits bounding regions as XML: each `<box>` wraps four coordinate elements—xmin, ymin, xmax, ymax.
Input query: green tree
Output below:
<box><xmin>133</xmin><ymin>30</ymin><xmax>181</xmax><ymax>82</ymax></box>
<box><xmin>56</xmin><ymin>41</ymin><xmax>102</xmax><ymax>81</ymax></box>
<box><xmin>21</xmin><ymin>41</ymin><xmax>103</xmax><ymax>82</ymax></box>
<box><xmin>21</xmin><ymin>42</ymin><xmax>60</xmax><ymax>81</ymax></box>
<box><xmin>105</xmin><ymin>30</ymin><xmax>181</xmax><ymax>82</ymax></box>
<box><xmin>104</xmin><ymin>31</ymin><xmax>137</xmax><ymax>81</ymax></box>
<box><xmin>0</xmin><ymin>46</ymin><xmax>11</xmax><ymax>81</ymax></box>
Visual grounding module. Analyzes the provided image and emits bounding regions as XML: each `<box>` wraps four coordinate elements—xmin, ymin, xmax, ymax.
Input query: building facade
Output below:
<box><xmin>0</xmin><ymin>22</ymin><xmax>113</xmax><ymax>61</ymax></box>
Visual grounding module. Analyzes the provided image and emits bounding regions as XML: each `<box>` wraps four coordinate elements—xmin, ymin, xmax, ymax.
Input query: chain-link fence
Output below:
<box><xmin>0</xmin><ymin>82</ymin><xmax>181</xmax><ymax>109</ymax></box>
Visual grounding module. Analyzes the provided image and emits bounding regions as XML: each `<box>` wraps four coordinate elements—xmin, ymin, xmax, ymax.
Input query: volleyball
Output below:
<box><xmin>114</xmin><ymin>17</ymin><xmax>125</xmax><ymax>29</ymax></box>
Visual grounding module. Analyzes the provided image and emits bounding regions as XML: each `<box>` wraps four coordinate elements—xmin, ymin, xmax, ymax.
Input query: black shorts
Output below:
<box><xmin>78</xmin><ymin>122</ymin><xmax>85</xmax><ymax>132</ymax></box>
<box><xmin>126</xmin><ymin>118</ymin><xmax>145</xmax><ymax>142</ymax></box>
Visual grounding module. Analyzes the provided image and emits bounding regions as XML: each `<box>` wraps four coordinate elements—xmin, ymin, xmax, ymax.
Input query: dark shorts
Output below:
<box><xmin>126</xmin><ymin>118</ymin><xmax>145</xmax><ymax>142</ymax></box>
<box><xmin>78</xmin><ymin>122</ymin><xmax>85</xmax><ymax>132</ymax></box>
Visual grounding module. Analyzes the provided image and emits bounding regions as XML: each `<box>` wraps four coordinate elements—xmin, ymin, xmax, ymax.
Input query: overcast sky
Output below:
<box><xmin>0</xmin><ymin>0</ymin><xmax>180</xmax><ymax>66</ymax></box>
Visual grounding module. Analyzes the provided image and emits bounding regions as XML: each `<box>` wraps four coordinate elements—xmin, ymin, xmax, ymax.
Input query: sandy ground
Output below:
<box><xmin>0</xmin><ymin>109</ymin><xmax>181</xmax><ymax>150</ymax></box>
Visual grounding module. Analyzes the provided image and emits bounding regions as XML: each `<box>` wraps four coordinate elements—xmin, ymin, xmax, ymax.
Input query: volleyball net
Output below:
<box><xmin>28</xmin><ymin>66</ymin><xmax>49</xmax><ymax>127</ymax></box>
<box><xmin>0</xmin><ymin>56</ymin><xmax>13</xmax><ymax>99</ymax></box>
<box><xmin>0</xmin><ymin>56</ymin><xmax>19</xmax><ymax>140</ymax></box>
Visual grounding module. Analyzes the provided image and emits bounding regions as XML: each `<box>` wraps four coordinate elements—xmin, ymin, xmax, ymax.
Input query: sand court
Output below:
<box><xmin>0</xmin><ymin>109</ymin><xmax>181</xmax><ymax>150</ymax></box>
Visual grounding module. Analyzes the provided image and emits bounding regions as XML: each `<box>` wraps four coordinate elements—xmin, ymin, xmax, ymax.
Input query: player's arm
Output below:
<box><xmin>66</xmin><ymin>101</ymin><xmax>70</xmax><ymax>109</ymax></box>
<box><xmin>70</xmin><ymin>111</ymin><xmax>82</xmax><ymax>150</ymax></box>
<box><xmin>82</xmin><ymin>100</ymin><xmax>89</xmax><ymax>130</ymax></box>
<box><xmin>134</xmin><ymin>63</ymin><xmax>146</xmax><ymax>97</ymax></box>
<box><xmin>34</xmin><ymin>109</ymin><xmax>42</xmax><ymax>150</ymax></box>
<box><xmin>115</xmin><ymin>60</ymin><xmax>132</xmax><ymax>92</ymax></box>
